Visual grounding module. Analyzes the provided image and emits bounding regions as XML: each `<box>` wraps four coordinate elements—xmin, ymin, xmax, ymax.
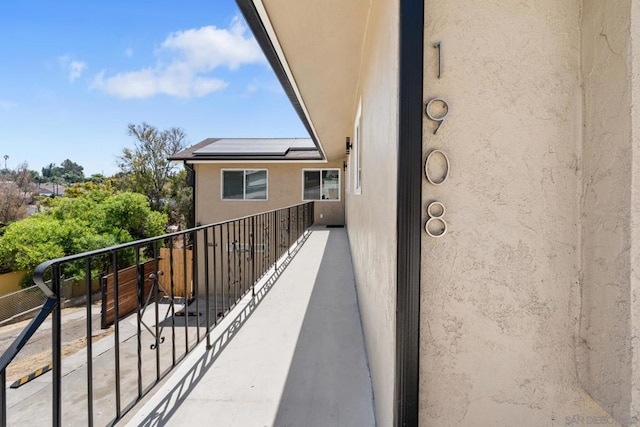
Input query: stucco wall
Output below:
<box><xmin>194</xmin><ymin>161</ymin><xmax>345</xmax><ymax>226</ymax></box>
<box><xmin>579</xmin><ymin>1</ymin><xmax>640</xmax><ymax>423</ymax></box>
<box><xmin>420</xmin><ymin>1</ymin><xmax>615</xmax><ymax>425</ymax></box>
<box><xmin>345</xmin><ymin>1</ymin><xmax>398</xmax><ymax>425</ymax></box>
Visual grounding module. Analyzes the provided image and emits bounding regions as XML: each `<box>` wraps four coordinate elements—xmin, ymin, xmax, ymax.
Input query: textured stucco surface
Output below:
<box><xmin>420</xmin><ymin>1</ymin><xmax>616</xmax><ymax>425</ymax></box>
<box><xmin>345</xmin><ymin>1</ymin><xmax>398</xmax><ymax>425</ymax></box>
<box><xmin>194</xmin><ymin>161</ymin><xmax>345</xmax><ymax>226</ymax></box>
<box><xmin>580</xmin><ymin>1</ymin><xmax>640</xmax><ymax>424</ymax></box>
<box><xmin>631</xmin><ymin>2</ymin><xmax>640</xmax><ymax>421</ymax></box>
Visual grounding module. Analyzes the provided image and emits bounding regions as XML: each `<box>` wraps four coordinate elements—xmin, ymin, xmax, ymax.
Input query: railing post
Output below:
<box><xmin>251</xmin><ymin>216</ymin><xmax>256</xmax><ymax>297</ymax></box>
<box><xmin>135</xmin><ymin>247</ymin><xmax>143</xmax><ymax>399</ymax></box>
<box><xmin>193</xmin><ymin>228</ymin><xmax>200</xmax><ymax>342</ymax></box>
<box><xmin>297</xmin><ymin>204</ymin><xmax>301</xmax><ymax>241</ymax></box>
<box><xmin>153</xmin><ymin>242</ymin><xmax>161</xmax><ymax>381</ymax></box>
<box><xmin>52</xmin><ymin>263</ymin><xmax>62</xmax><ymax>427</ymax></box>
<box><xmin>1</xmin><ymin>368</ymin><xmax>6</xmax><ymax>426</ymax></box>
<box><xmin>183</xmin><ymin>236</ymin><xmax>189</xmax><ymax>354</ymax></box>
<box><xmin>212</xmin><ymin>225</ymin><xmax>218</xmax><ymax>326</ymax></box>
<box><xmin>169</xmin><ymin>240</ymin><xmax>176</xmax><ymax>367</ymax></box>
<box><xmin>112</xmin><ymin>252</ymin><xmax>122</xmax><ymax>419</ymax></box>
<box><xmin>288</xmin><ymin>208</ymin><xmax>292</xmax><ymax>258</ymax></box>
<box><xmin>85</xmin><ymin>258</ymin><xmax>94</xmax><ymax>427</ymax></box>
<box><xmin>204</xmin><ymin>227</ymin><xmax>211</xmax><ymax>349</ymax></box>
<box><xmin>274</xmin><ymin>211</ymin><xmax>278</xmax><ymax>271</ymax></box>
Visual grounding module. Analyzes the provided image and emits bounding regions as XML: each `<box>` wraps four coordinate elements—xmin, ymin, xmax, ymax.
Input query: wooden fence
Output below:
<box><xmin>101</xmin><ymin>260</ymin><xmax>156</xmax><ymax>329</ymax></box>
<box><xmin>100</xmin><ymin>248</ymin><xmax>193</xmax><ymax>329</ymax></box>
<box><xmin>157</xmin><ymin>248</ymin><xmax>193</xmax><ymax>298</ymax></box>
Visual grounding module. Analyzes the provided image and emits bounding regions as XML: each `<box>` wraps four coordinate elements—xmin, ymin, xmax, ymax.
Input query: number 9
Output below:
<box><xmin>425</xmin><ymin>98</ymin><xmax>449</xmax><ymax>135</ymax></box>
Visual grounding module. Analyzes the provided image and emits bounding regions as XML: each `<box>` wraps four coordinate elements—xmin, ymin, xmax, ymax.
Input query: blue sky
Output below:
<box><xmin>0</xmin><ymin>0</ymin><xmax>307</xmax><ymax>176</ymax></box>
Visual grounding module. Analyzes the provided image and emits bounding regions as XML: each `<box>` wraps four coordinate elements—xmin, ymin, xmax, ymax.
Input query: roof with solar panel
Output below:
<box><xmin>170</xmin><ymin>138</ymin><xmax>322</xmax><ymax>161</ymax></box>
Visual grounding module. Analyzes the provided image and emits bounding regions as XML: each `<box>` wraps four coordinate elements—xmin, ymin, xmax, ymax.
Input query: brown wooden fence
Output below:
<box><xmin>101</xmin><ymin>260</ymin><xmax>156</xmax><ymax>329</ymax></box>
<box><xmin>100</xmin><ymin>248</ymin><xmax>193</xmax><ymax>328</ymax></box>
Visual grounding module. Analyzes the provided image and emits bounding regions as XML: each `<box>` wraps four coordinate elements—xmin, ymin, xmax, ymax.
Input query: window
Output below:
<box><xmin>354</xmin><ymin>100</ymin><xmax>362</xmax><ymax>194</ymax></box>
<box><xmin>303</xmin><ymin>169</ymin><xmax>340</xmax><ymax>201</ymax></box>
<box><xmin>222</xmin><ymin>169</ymin><xmax>267</xmax><ymax>200</ymax></box>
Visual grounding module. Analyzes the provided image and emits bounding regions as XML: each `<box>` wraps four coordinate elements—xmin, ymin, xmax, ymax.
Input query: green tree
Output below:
<box><xmin>60</xmin><ymin>159</ymin><xmax>84</xmax><ymax>183</ymax></box>
<box><xmin>0</xmin><ymin>189</ymin><xmax>168</xmax><ymax>284</ymax></box>
<box><xmin>166</xmin><ymin>169</ymin><xmax>194</xmax><ymax>228</ymax></box>
<box><xmin>41</xmin><ymin>159</ymin><xmax>85</xmax><ymax>184</ymax></box>
<box><xmin>117</xmin><ymin>122</ymin><xmax>188</xmax><ymax>212</ymax></box>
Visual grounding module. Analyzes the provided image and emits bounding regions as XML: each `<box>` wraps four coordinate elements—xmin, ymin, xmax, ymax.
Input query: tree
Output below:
<box><xmin>60</xmin><ymin>159</ymin><xmax>84</xmax><ymax>183</ymax></box>
<box><xmin>0</xmin><ymin>162</ymin><xmax>35</xmax><ymax>223</ymax></box>
<box><xmin>0</xmin><ymin>183</ymin><xmax>26</xmax><ymax>223</ymax></box>
<box><xmin>117</xmin><ymin>122</ymin><xmax>188</xmax><ymax>212</ymax></box>
<box><xmin>42</xmin><ymin>160</ymin><xmax>84</xmax><ymax>184</ymax></box>
<box><xmin>0</xmin><ymin>188</ymin><xmax>168</xmax><ymax>283</ymax></box>
<box><xmin>166</xmin><ymin>169</ymin><xmax>194</xmax><ymax>228</ymax></box>
<box><xmin>12</xmin><ymin>162</ymin><xmax>35</xmax><ymax>196</ymax></box>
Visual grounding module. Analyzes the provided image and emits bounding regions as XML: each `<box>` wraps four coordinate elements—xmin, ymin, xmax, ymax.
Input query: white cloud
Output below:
<box><xmin>69</xmin><ymin>61</ymin><xmax>87</xmax><ymax>82</ymax></box>
<box><xmin>93</xmin><ymin>17</ymin><xmax>265</xmax><ymax>99</ymax></box>
<box><xmin>58</xmin><ymin>55</ymin><xmax>87</xmax><ymax>82</ymax></box>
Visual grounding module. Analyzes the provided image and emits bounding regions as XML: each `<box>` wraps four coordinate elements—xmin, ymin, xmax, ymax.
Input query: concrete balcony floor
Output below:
<box><xmin>125</xmin><ymin>227</ymin><xmax>376</xmax><ymax>426</ymax></box>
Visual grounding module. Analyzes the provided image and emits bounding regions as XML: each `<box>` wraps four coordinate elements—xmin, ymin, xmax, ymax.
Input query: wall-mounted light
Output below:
<box><xmin>345</xmin><ymin>136</ymin><xmax>352</xmax><ymax>155</ymax></box>
<box><xmin>343</xmin><ymin>161</ymin><xmax>348</xmax><ymax>170</ymax></box>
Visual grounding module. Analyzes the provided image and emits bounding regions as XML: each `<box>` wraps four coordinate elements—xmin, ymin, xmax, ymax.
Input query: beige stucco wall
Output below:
<box><xmin>420</xmin><ymin>1</ymin><xmax>618</xmax><ymax>425</ymax></box>
<box><xmin>344</xmin><ymin>1</ymin><xmax>398</xmax><ymax>426</ymax></box>
<box><xmin>579</xmin><ymin>1</ymin><xmax>640</xmax><ymax>423</ymax></box>
<box><xmin>194</xmin><ymin>161</ymin><xmax>344</xmax><ymax>226</ymax></box>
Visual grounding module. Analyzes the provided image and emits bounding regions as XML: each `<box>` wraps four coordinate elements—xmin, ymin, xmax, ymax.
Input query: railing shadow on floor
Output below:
<box><xmin>132</xmin><ymin>231</ymin><xmax>311</xmax><ymax>427</ymax></box>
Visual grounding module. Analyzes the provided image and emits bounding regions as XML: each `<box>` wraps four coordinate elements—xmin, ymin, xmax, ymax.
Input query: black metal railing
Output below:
<box><xmin>0</xmin><ymin>201</ymin><xmax>314</xmax><ymax>426</ymax></box>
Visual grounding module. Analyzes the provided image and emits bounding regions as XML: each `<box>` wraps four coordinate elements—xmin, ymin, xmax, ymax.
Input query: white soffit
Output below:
<box><xmin>253</xmin><ymin>0</ymin><xmax>370</xmax><ymax>161</ymax></box>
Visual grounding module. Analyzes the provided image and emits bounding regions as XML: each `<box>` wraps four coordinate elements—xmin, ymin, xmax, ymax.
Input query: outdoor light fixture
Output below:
<box><xmin>343</xmin><ymin>161</ymin><xmax>348</xmax><ymax>170</ymax></box>
<box><xmin>345</xmin><ymin>136</ymin><xmax>352</xmax><ymax>155</ymax></box>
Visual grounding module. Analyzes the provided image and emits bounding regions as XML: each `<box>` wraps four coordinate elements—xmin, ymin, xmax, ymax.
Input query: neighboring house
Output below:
<box><xmin>171</xmin><ymin>138</ymin><xmax>345</xmax><ymax>226</ymax></box>
<box><xmin>235</xmin><ymin>1</ymin><xmax>640</xmax><ymax>426</ymax></box>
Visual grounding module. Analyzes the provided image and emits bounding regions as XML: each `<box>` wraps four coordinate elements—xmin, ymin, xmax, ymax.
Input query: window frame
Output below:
<box><xmin>220</xmin><ymin>168</ymin><xmax>269</xmax><ymax>201</ymax></box>
<box><xmin>301</xmin><ymin>168</ymin><xmax>341</xmax><ymax>202</ymax></box>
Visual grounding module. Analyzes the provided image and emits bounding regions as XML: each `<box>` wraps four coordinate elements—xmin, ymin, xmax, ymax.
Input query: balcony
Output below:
<box><xmin>0</xmin><ymin>203</ymin><xmax>375</xmax><ymax>426</ymax></box>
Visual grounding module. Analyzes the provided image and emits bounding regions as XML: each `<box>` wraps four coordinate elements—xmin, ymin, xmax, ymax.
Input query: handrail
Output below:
<box><xmin>0</xmin><ymin>201</ymin><xmax>314</xmax><ymax>374</ymax></box>
<box><xmin>0</xmin><ymin>201</ymin><xmax>314</xmax><ymax>426</ymax></box>
<box><xmin>0</xmin><ymin>297</ymin><xmax>57</xmax><ymax>374</ymax></box>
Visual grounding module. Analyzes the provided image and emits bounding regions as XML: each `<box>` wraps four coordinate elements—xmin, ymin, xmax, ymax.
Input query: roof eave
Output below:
<box><xmin>236</xmin><ymin>0</ymin><xmax>326</xmax><ymax>160</ymax></box>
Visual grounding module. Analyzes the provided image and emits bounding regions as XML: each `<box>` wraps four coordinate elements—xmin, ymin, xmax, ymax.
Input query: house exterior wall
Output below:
<box><xmin>344</xmin><ymin>1</ymin><xmax>399</xmax><ymax>425</ymax></box>
<box><xmin>419</xmin><ymin>1</ymin><xmax>624</xmax><ymax>425</ymax></box>
<box><xmin>193</xmin><ymin>161</ymin><xmax>345</xmax><ymax>226</ymax></box>
<box><xmin>579</xmin><ymin>1</ymin><xmax>640</xmax><ymax>423</ymax></box>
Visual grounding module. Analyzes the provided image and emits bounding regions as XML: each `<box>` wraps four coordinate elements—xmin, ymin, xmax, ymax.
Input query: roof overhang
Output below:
<box><xmin>236</xmin><ymin>0</ymin><xmax>371</xmax><ymax>162</ymax></box>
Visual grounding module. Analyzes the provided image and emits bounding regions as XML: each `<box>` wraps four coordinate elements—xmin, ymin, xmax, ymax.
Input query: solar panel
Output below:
<box><xmin>193</xmin><ymin>138</ymin><xmax>313</xmax><ymax>156</ymax></box>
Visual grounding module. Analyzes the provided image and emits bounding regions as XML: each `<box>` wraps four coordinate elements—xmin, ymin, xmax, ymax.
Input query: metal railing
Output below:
<box><xmin>0</xmin><ymin>201</ymin><xmax>314</xmax><ymax>426</ymax></box>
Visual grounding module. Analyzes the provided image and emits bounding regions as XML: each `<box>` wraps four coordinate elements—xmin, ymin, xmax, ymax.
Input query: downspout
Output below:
<box><xmin>184</xmin><ymin>162</ymin><xmax>196</xmax><ymax>229</ymax></box>
<box><xmin>395</xmin><ymin>0</ymin><xmax>424</xmax><ymax>425</ymax></box>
